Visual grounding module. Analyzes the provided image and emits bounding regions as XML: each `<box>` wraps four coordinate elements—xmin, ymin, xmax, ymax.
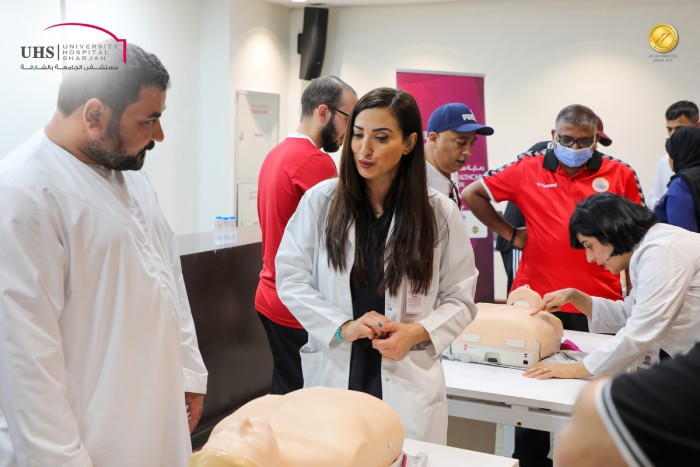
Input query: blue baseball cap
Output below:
<box><xmin>427</xmin><ymin>103</ymin><xmax>494</xmax><ymax>135</ymax></box>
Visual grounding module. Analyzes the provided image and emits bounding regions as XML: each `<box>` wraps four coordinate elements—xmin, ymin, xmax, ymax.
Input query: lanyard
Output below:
<box><xmin>449</xmin><ymin>180</ymin><xmax>463</xmax><ymax>210</ymax></box>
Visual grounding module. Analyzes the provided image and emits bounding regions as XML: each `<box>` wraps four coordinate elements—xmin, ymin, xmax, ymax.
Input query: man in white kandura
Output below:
<box><xmin>0</xmin><ymin>43</ymin><xmax>207</xmax><ymax>466</ymax></box>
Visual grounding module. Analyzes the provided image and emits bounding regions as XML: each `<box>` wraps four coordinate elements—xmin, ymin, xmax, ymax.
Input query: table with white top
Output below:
<box><xmin>444</xmin><ymin>330</ymin><xmax>612</xmax><ymax>433</ymax></box>
<box><xmin>403</xmin><ymin>439</ymin><xmax>519</xmax><ymax>467</ymax></box>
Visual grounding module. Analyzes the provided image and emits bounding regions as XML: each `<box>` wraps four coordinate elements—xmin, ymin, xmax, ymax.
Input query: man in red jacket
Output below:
<box><xmin>256</xmin><ymin>75</ymin><xmax>357</xmax><ymax>394</ymax></box>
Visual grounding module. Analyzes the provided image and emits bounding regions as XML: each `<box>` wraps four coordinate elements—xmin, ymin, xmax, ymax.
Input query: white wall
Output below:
<box><xmin>289</xmin><ymin>0</ymin><xmax>699</xmax><ymax>188</ymax></box>
<box><xmin>3</xmin><ymin>0</ymin><xmax>698</xmax><ymax>296</ymax></box>
<box><xmin>198</xmin><ymin>0</ymin><xmax>294</xmax><ymax>230</ymax></box>
<box><xmin>0</xmin><ymin>1</ymin><xmax>62</xmax><ymax>157</ymax></box>
<box><xmin>1</xmin><ymin>0</ymin><xmax>291</xmax><ymax>236</ymax></box>
<box><xmin>1</xmin><ymin>0</ymin><xmax>205</xmax><ymax>234</ymax></box>
<box><xmin>227</xmin><ymin>0</ymin><xmax>291</xmax><ymax>224</ymax></box>
<box><xmin>199</xmin><ymin>0</ymin><xmax>232</xmax><ymax>231</ymax></box>
<box><xmin>283</xmin><ymin>0</ymin><xmax>700</xmax><ymax>298</ymax></box>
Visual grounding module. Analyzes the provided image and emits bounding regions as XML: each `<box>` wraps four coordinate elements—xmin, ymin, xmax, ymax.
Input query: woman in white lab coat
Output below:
<box><xmin>276</xmin><ymin>88</ymin><xmax>478</xmax><ymax>444</ymax></box>
<box><xmin>526</xmin><ymin>193</ymin><xmax>700</xmax><ymax>380</ymax></box>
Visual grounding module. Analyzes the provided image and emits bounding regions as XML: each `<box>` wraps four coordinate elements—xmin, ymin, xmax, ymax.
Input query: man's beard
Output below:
<box><xmin>320</xmin><ymin>119</ymin><xmax>340</xmax><ymax>153</ymax></box>
<box><xmin>84</xmin><ymin>117</ymin><xmax>154</xmax><ymax>171</ymax></box>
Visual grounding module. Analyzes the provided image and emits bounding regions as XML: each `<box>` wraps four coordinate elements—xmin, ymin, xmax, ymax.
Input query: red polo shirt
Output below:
<box><xmin>256</xmin><ymin>136</ymin><xmax>337</xmax><ymax>327</ymax></box>
<box><xmin>482</xmin><ymin>148</ymin><xmax>644</xmax><ymax>313</ymax></box>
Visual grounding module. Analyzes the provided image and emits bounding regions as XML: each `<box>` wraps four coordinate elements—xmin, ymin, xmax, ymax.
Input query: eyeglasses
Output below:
<box><xmin>327</xmin><ymin>104</ymin><xmax>350</xmax><ymax>119</ymax></box>
<box><xmin>555</xmin><ymin>133</ymin><xmax>596</xmax><ymax>148</ymax></box>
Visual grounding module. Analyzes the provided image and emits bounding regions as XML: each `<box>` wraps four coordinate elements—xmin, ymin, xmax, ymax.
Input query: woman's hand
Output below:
<box><xmin>522</xmin><ymin>361</ymin><xmax>591</xmax><ymax>380</ymax></box>
<box><xmin>371</xmin><ymin>322</ymin><xmax>429</xmax><ymax>361</ymax></box>
<box><xmin>530</xmin><ymin>288</ymin><xmax>576</xmax><ymax>315</ymax></box>
<box><xmin>341</xmin><ymin>311</ymin><xmax>391</xmax><ymax>342</ymax></box>
<box><xmin>530</xmin><ymin>287</ymin><xmax>593</xmax><ymax>317</ymax></box>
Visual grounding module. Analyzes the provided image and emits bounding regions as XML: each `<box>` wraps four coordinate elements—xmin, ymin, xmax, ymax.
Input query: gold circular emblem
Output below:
<box><xmin>648</xmin><ymin>23</ymin><xmax>678</xmax><ymax>53</ymax></box>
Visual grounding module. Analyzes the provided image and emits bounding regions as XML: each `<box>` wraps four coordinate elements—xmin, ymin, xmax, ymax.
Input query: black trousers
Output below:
<box><xmin>257</xmin><ymin>312</ymin><xmax>308</xmax><ymax>395</ymax></box>
<box><xmin>512</xmin><ymin>312</ymin><xmax>589</xmax><ymax>467</ymax></box>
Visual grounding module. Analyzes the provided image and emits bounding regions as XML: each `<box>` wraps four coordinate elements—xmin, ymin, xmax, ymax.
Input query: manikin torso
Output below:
<box><xmin>189</xmin><ymin>386</ymin><xmax>405</xmax><ymax>467</ymax></box>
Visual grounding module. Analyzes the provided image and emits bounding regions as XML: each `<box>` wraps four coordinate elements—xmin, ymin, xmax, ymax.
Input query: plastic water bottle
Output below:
<box><xmin>230</xmin><ymin>216</ymin><xmax>238</xmax><ymax>243</ymax></box>
<box><xmin>214</xmin><ymin>216</ymin><xmax>224</xmax><ymax>245</ymax></box>
<box><xmin>221</xmin><ymin>217</ymin><xmax>230</xmax><ymax>244</ymax></box>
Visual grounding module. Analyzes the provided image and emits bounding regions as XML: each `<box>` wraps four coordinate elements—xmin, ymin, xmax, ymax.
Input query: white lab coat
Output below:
<box><xmin>276</xmin><ymin>179</ymin><xmax>478</xmax><ymax>444</ymax></box>
<box><xmin>584</xmin><ymin>223</ymin><xmax>700</xmax><ymax>375</ymax></box>
<box><xmin>0</xmin><ymin>131</ymin><xmax>208</xmax><ymax>466</ymax></box>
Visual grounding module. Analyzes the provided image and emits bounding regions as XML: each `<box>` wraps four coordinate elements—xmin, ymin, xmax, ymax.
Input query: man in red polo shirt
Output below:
<box><xmin>256</xmin><ymin>75</ymin><xmax>357</xmax><ymax>395</ymax></box>
<box><xmin>462</xmin><ymin>104</ymin><xmax>643</xmax><ymax>467</ymax></box>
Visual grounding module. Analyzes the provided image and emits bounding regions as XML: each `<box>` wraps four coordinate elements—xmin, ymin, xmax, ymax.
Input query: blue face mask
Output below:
<box><xmin>554</xmin><ymin>144</ymin><xmax>593</xmax><ymax>167</ymax></box>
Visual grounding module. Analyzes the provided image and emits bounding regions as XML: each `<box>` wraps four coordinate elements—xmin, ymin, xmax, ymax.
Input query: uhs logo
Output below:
<box><xmin>20</xmin><ymin>46</ymin><xmax>56</xmax><ymax>59</ymax></box>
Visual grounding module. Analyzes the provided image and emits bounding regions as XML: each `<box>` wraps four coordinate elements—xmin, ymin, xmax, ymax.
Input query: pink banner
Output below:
<box><xmin>397</xmin><ymin>70</ymin><xmax>493</xmax><ymax>303</ymax></box>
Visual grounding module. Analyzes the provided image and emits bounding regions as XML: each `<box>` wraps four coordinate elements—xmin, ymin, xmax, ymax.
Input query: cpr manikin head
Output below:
<box><xmin>189</xmin><ymin>417</ymin><xmax>280</xmax><ymax>467</ymax></box>
<box><xmin>507</xmin><ymin>284</ymin><xmax>545</xmax><ymax>310</ymax></box>
<box><xmin>505</xmin><ymin>285</ymin><xmax>563</xmax><ymax>358</ymax></box>
<box><xmin>189</xmin><ymin>386</ymin><xmax>405</xmax><ymax>467</ymax></box>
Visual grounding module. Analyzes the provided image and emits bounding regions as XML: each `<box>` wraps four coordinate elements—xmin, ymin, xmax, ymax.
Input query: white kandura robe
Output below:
<box><xmin>0</xmin><ymin>131</ymin><xmax>208</xmax><ymax>466</ymax></box>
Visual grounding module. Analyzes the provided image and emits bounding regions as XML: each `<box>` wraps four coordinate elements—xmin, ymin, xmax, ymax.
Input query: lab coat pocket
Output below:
<box><xmin>401</xmin><ymin>349</ymin><xmax>447</xmax><ymax>443</ymax></box>
<box><xmin>408</xmin><ymin>349</ymin><xmax>445</xmax><ymax>407</ymax></box>
<box><xmin>300</xmin><ymin>344</ymin><xmax>323</xmax><ymax>388</ymax></box>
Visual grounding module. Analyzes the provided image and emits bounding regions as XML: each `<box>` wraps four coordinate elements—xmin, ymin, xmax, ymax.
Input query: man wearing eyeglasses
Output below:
<box><xmin>424</xmin><ymin>102</ymin><xmax>494</xmax><ymax>207</ymax></box>
<box><xmin>256</xmin><ymin>75</ymin><xmax>357</xmax><ymax>395</ymax></box>
<box><xmin>462</xmin><ymin>104</ymin><xmax>644</xmax><ymax>466</ymax></box>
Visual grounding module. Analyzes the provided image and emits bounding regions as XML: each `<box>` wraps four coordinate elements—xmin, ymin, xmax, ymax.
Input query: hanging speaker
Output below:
<box><xmin>297</xmin><ymin>7</ymin><xmax>328</xmax><ymax>80</ymax></box>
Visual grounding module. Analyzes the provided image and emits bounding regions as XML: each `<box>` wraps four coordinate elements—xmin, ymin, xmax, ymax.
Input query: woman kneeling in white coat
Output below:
<box><xmin>276</xmin><ymin>87</ymin><xmax>478</xmax><ymax>444</ymax></box>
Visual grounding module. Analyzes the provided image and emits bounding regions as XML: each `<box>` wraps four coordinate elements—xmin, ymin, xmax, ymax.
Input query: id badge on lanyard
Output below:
<box><xmin>406</xmin><ymin>290</ymin><xmax>424</xmax><ymax>316</ymax></box>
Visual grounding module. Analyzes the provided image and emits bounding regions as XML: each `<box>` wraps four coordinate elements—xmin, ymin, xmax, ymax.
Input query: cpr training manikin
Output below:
<box><xmin>188</xmin><ymin>386</ymin><xmax>406</xmax><ymax>467</ymax></box>
<box><xmin>449</xmin><ymin>285</ymin><xmax>564</xmax><ymax>368</ymax></box>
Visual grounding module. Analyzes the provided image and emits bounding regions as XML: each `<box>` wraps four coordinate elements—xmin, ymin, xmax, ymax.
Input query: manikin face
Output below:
<box><xmin>352</xmin><ymin>107</ymin><xmax>414</xmax><ymax>189</ymax></box>
<box><xmin>428</xmin><ymin>130</ymin><xmax>477</xmax><ymax>177</ymax></box>
<box><xmin>84</xmin><ymin>86</ymin><xmax>166</xmax><ymax>171</ymax></box>
<box><xmin>576</xmin><ymin>234</ymin><xmax>630</xmax><ymax>274</ymax></box>
<box><xmin>320</xmin><ymin>90</ymin><xmax>357</xmax><ymax>153</ymax></box>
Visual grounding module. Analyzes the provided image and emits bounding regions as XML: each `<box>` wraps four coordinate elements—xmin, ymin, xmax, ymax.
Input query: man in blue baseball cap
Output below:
<box><xmin>425</xmin><ymin>103</ymin><xmax>494</xmax><ymax>206</ymax></box>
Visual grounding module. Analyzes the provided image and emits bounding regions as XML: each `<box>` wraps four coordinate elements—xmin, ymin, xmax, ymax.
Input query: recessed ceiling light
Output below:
<box><xmin>291</xmin><ymin>0</ymin><xmax>307</xmax><ymax>3</ymax></box>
